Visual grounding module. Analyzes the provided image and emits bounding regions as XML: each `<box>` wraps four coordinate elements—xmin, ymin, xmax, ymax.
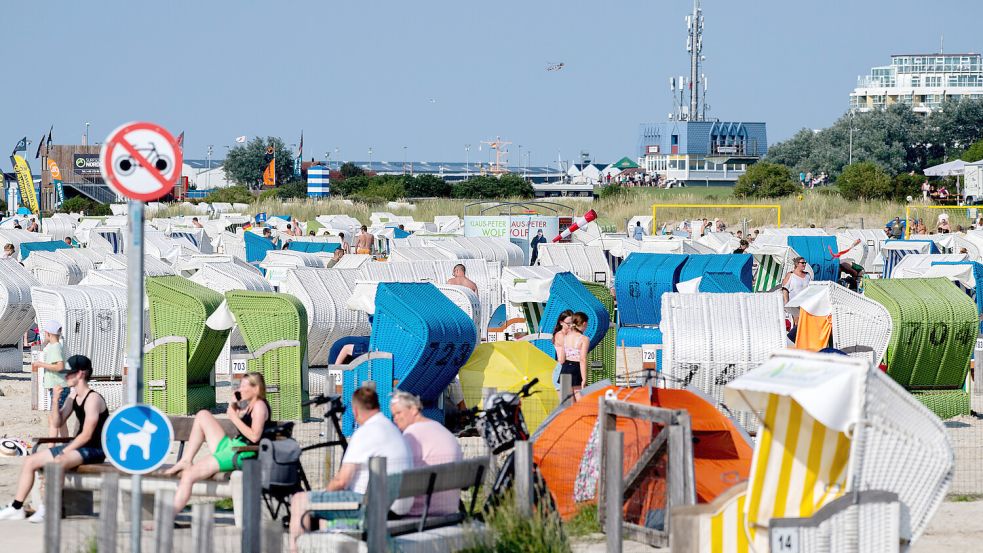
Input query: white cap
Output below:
<box><xmin>43</xmin><ymin>320</ymin><xmax>62</xmax><ymax>335</ymax></box>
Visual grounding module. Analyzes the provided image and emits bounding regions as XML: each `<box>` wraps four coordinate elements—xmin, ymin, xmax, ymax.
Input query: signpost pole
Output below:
<box><xmin>126</xmin><ymin>199</ymin><xmax>146</xmax><ymax>553</ymax></box>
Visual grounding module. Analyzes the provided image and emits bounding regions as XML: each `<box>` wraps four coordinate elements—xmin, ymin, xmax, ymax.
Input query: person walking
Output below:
<box><xmin>356</xmin><ymin>225</ymin><xmax>374</xmax><ymax>254</ymax></box>
<box><xmin>633</xmin><ymin>221</ymin><xmax>645</xmax><ymax>241</ymax></box>
<box><xmin>529</xmin><ymin>229</ymin><xmax>547</xmax><ymax>265</ymax></box>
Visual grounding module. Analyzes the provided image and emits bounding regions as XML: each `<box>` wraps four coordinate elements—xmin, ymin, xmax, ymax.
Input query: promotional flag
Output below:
<box><xmin>263</xmin><ymin>159</ymin><xmax>276</xmax><ymax>186</ymax></box>
<box><xmin>235</xmin><ymin>136</ymin><xmax>247</xmax><ymax>143</ymax></box>
<box><xmin>48</xmin><ymin>159</ymin><xmax>65</xmax><ymax>207</ymax></box>
<box><xmin>295</xmin><ymin>131</ymin><xmax>303</xmax><ymax>177</ymax></box>
<box><xmin>46</xmin><ymin>126</ymin><xmax>53</xmax><ymax>150</ymax></box>
<box><xmin>34</xmin><ymin>132</ymin><xmax>45</xmax><ymax>159</ymax></box>
<box><xmin>176</xmin><ymin>131</ymin><xmax>185</xmax><ymax>151</ymax></box>
<box><xmin>11</xmin><ymin>155</ymin><xmax>39</xmax><ymax>214</ymax></box>
<box><xmin>11</xmin><ymin>137</ymin><xmax>27</xmax><ymax>156</ymax></box>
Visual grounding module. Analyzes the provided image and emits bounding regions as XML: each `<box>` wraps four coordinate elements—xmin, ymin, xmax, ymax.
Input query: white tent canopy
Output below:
<box><xmin>924</xmin><ymin>159</ymin><xmax>967</xmax><ymax>177</ymax></box>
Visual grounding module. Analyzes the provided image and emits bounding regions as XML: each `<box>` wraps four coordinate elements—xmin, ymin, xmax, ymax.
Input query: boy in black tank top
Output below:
<box><xmin>0</xmin><ymin>355</ymin><xmax>109</xmax><ymax>522</ymax></box>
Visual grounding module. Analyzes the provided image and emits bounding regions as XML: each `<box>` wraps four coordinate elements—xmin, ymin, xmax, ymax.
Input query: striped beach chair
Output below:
<box><xmin>880</xmin><ymin>239</ymin><xmax>937</xmax><ymax>278</ymax></box>
<box><xmin>672</xmin><ymin>349</ymin><xmax>953</xmax><ymax>553</ymax></box>
<box><xmin>748</xmin><ymin>243</ymin><xmax>797</xmax><ymax>292</ymax></box>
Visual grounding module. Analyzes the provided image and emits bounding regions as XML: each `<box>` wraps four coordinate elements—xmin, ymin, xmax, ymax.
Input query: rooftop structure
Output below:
<box><xmin>850</xmin><ymin>53</ymin><xmax>983</xmax><ymax>113</ymax></box>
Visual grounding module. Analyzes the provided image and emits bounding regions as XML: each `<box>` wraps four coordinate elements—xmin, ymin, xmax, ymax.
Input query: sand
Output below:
<box><xmin>2</xmin><ymin>367</ymin><xmax>983</xmax><ymax>550</ymax></box>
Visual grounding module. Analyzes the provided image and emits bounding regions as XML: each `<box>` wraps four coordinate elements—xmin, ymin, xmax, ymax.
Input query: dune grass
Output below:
<box><xmin>158</xmin><ymin>186</ymin><xmax>975</xmax><ymax>231</ymax></box>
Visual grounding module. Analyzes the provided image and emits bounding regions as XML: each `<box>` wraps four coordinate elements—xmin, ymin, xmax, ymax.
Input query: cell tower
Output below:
<box><xmin>671</xmin><ymin>0</ymin><xmax>708</xmax><ymax>121</ymax></box>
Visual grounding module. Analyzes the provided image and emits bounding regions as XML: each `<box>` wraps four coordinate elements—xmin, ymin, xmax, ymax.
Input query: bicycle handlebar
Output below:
<box><xmin>518</xmin><ymin>378</ymin><xmax>539</xmax><ymax>398</ymax></box>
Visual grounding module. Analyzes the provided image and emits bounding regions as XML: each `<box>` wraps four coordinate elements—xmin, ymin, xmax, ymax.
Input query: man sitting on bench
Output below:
<box><xmin>0</xmin><ymin>355</ymin><xmax>108</xmax><ymax>522</ymax></box>
<box><xmin>289</xmin><ymin>383</ymin><xmax>413</xmax><ymax>553</ymax></box>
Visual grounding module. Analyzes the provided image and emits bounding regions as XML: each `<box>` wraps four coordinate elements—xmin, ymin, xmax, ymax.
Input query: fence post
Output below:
<box><xmin>263</xmin><ymin>516</ymin><xmax>283</xmax><ymax>553</ymax></box>
<box><xmin>513</xmin><ymin>440</ymin><xmax>534</xmax><ymax>518</ymax></box>
<box><xmin>365</xmin><ymin>456</ymin><xmax>389</xmax><ymax>553</ymax></box>
<box><xmin>153</xmin><ymin>490</ymin><xmax>175</xmax><ymax>553</ymax></box>
<box><xmin>325</xmin><ymin>374</ymin><xmax>338</xmax><ymax>481</ymax></box>
<box><xmin>597</xmin><ymin>395</ymin><xmax>615</xmax><ymax>526</ymax></box>
<box><xmin>241</xmin><ymin>458</ymin><xmax>262</xmax><ymax>553</ymax></box>
<box><xmin>43</xmin><ymin>463</ymin><xmax>62</xmax><ymax>553</ymax></box>
<box><xmin>667</xmin><ymin>411</ymin><xmax>696</xmax><ymax>536</ymax></box>
<box><xmin>559</xmin><ymin>374</ymin><xmax>572</xmax><ymax>407</ymax></box>
<box><xmin>605</xmin><ymin>431</ymin><xmax>624</xmax><ymax>553</ymax></box>
<box><xmin>191</xmin><ymin>503</ymin><xmax>214</xmax><ymax>553</ymax></box>
<box><xmin>99</xmin><ymin>472</ymin><xmax>119</xmax><ymax>553</ymax></box>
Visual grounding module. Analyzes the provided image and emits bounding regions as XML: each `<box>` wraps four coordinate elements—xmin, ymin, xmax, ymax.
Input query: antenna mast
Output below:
<box><xmin>687</xmin><ymin>0</ymin><xmax>704</xmax><ymax>121</ymax></box>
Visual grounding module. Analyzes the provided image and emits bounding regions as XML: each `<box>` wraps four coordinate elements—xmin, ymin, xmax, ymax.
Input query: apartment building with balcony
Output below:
<box><xmin>850</xmin><ymin>53</ymin><xmax>983</xmax><ymax>113</ymax></box>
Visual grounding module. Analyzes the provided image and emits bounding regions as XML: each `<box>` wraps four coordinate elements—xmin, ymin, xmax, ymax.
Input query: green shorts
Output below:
<box><xmin>212</xmin><ymin>436</ymin><xmax>255</xmax><ymax>472</ymax></box>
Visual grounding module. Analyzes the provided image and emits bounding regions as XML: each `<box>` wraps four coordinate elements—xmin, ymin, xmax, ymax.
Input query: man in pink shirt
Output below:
<box><xmin>390</xmin><ymin>391</ymin><xmax>463</xmax><ymax>516</ymax></box>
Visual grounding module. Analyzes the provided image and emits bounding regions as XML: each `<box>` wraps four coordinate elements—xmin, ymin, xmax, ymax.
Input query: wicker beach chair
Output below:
<box><xmin>23</xmin><ymin>250</ymin><xmax>85</xmax><ymax>285</ymax></box>
<box><xmin>225</xmin><ymin>290</ymin><xmax>309</xmax><ymax>421</ymax></box>
<box><xmin>536</xmin><ymin>243</ymin><xmax>612</xmax><ymax>286</ymax></box>
<box><xmin>101</xmin><ymin>253</ymin><xmax>176</xmax><ymax>276</ymax></box>
<box><xmin>698</xmin><ymin>272</ymin><xmax>751</xmax><ymax>293</ymax></box>
<box><xmin>672</xmin><ymin>350</ymin><xmax>953</xmax><ymax>553</ymax></box>
<box><xmin>279</xmin><ymin>268</ymin><xmax>371</xmax><ymax>367</ymax></box>
<box><xmin>747</xmin><ymin>243</ymin><xmax>798</xmax><ymax>292</ymax></box>
<box><xmin>144</xmin><ymin>276</ymin><xmax>230</xmax><ymax>414</ymax></box>
<box><xmin>787</xmin><ymin>235</ymin><xmax>839</xmax><ymax>282</ymax></box>
<box><xmin>890</xmin><ymin>253</ymin><xmax>967</xmax><ymax>278</ymax></box>
<box><xmin>615</xmin><ymin>253</ymin><xmax>688</xmax><ymax>326</ymax></box>
<box><xmin>530</xmin><ymin>272</ymin><xmax>610</xmax><ymax>356</ymax></box>
<box><xmin>0</xmin><ymin>260</ymin><xmax>38</xmax><ymax>372</ymax></box>
<box><xmin>864</xmin><ymin>278</ymin><xmax>977</xmax><ymax>418</ymax></box>
<box><xmin>880</xmin><ymin>239</ymin><xmax>937</xmax><ymax>278</ymax></box>
<box><xmin>31</xmin><ymin>285</ymin><xmax>127</xmax><ymax>379</ymax></box>
<box><xmin>661</xmin><ymin>291</ymin><xmax>786</xmax><ymax>431</ymax></box>
<box><xmin>20</xmin><ymin>240</ymin><xmax>71</xmax><ymax>261</ymax></box>
<box><xmin>835</xmin><ymin>229</ymin><xmax>884</xmax><ymax>273</ymax></box>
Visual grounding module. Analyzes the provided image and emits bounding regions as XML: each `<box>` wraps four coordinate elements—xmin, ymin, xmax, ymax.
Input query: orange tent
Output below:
<box><xmin>533</xmin><ymin>386</ymin><xmax>752</xmax><ymax>522</ymax></box>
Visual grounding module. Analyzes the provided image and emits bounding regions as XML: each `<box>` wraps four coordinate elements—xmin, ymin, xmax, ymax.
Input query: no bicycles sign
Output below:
<box><xmin>99</xmin><ymin>121</ymin><xmax>183</xmax><ymax>201</ymax></box>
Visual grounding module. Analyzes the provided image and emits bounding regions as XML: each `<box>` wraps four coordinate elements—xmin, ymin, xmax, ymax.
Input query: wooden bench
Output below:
<box><xmin>32</xmin><ymin>415</ymin><xmax>250</xmax><ymax>525</ymax></box>
<box><xmin>297</xmin><ymin>456</ymin><xmax>492</xmax><ymax>553</ymax></box>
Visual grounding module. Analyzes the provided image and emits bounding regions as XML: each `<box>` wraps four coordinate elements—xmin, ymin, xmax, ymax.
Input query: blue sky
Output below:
<box><xmin>8</xmin><ymin>0</ymin><xmax>982</xmax><ymax>165</ymax></box>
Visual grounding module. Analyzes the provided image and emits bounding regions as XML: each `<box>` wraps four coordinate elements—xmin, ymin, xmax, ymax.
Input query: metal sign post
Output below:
<box><xmin>126</xmin><ymin>199</ymin><xmax>145</xmax><ymax>553</ymax></box>
<box><xmin>100</xmin><ymin>121</ymin><xmax>182</xmax><ymax>553</ymax></box>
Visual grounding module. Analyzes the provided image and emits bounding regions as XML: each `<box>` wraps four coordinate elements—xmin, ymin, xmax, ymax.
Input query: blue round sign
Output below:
<box><xmin>101</xmin><ymin>404</ymin><xmax>173</xmax><ymax>475</ymax></box>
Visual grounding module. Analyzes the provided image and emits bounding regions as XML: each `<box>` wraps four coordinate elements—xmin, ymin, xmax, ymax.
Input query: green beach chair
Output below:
<box><xmin>582</xmin><ymin>280</ymin><xmax>616</xmax><ymax>385</ymax></box>
<box><xmin>225</xmin><ymin>290</ymin><xmax>310</xmax><ymax>421</ymax></box>
<box><xmin>864</xmin><ymin>277</ymin><xmax>977</xmax><ymax>418</ymax></box>
<box><xmin>145</xmin><ymin>276</ymin><xmax>231</xmax><ymax>414</ymax></box>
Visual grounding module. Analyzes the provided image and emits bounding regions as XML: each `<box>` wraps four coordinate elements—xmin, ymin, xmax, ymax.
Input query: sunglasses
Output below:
<box><xmin>797</xmin><ymin>261</ymin><xmax>807</xmax><ymax>265</ymax></box>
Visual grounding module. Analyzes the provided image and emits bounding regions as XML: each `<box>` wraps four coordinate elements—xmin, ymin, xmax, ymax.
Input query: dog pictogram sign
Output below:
<box><xmin>102</xmin><ymin>404</ymin><xmax>174</xmax><ymax>474</ymax></box>
<box><xmin>99</xmin><ymin>121</ymin><xmax>183</xmax><ymax>201</ymax></box>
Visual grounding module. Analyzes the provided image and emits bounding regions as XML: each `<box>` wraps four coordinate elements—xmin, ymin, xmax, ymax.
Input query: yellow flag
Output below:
<box><xmin>13</xmin><ymin>155</ymin><xmax>39</xmax><ymax>214</ymax></box>
<box><xmin>263</xmin><ymin>159</ymin><xmax>275</xmax><ymax>187</ymax></box>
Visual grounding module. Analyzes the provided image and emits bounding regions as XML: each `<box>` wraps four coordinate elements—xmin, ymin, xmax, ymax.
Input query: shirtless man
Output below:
<box><xmin>447</xmin><ymin>264</ymin><xmax>478</xmax><ymax>293</ymax></box>
<box><xmin>355</xmin><ymin>225</ymin><xmax>373</xmax><ymax>254</ymax></box>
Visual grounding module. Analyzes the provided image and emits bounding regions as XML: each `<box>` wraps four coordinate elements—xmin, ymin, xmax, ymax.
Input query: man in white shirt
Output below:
<box><xmin>289</xmin><ymin>383</ymin><xmax>412</xmax><ymax>552</ymax></box>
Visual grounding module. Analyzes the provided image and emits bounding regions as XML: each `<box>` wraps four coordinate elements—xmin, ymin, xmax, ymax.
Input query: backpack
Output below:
<box><xmin>258</xmin><ymin>437</ymin><xmax>302</xmax><ymax>492</ymax></box>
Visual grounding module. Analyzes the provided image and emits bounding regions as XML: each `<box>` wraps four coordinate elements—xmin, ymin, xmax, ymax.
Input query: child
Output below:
<box><xmin>32</xmin><ymin>320</ymin><xmax>67</xmax><ymax>438</ymax></box>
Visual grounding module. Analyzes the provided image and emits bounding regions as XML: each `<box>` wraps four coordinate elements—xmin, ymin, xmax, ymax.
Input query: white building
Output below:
<box><xmin>850</xmin><ymin>53</ymin><xmax>983</xmax><ymax>113</ymax></box>
<box><xmin>566</xmin><ymin>163</ymin><xmax>606</xmax><ymax>184</ymax></box>
<box><xmin>182</xmin><ymin>160</ymin><xmax>231</xmax><ymax>190</ymax></box>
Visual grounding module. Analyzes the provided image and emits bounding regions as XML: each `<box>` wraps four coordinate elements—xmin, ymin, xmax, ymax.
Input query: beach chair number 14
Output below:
<box><xmin>771</xmin><ymin>528</ymin><xmax>800</xmax><ymax>553</ymax></box>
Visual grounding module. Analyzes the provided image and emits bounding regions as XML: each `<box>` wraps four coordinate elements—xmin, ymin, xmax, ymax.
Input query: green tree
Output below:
<box><xmin>961</xmin><ymin>139</ymin><xmax>983</xmax><ymax>163</ymax></box>
<box><xmin>350</xmin><ymin>179</ymin><xmax>406</xmax><ymax>203</ymax></box>
<box><xmin>223</xmin><ymin>137</ymin><xmax>295</xmax><ymax>188</ymax></box>
<box><xmin>339</xmin><ymin>162</ymin><xmax>365</xmax><ymax>179</ymax></box>
<box><xmin>733</xmin><ymin>162</ymin><xmax>798</xmax><ymax>198</ymax></box>
<box><xmin>836</xmin><ymin>162</ymin><xmax>892</xmax><ymax>201</ymax></box>
<box><xmin>203</xmin><ymin>185</ymin><xmax>255</xmax><ymax>204</ymax></box>
<box><xmin>405</xmin><ymin>174</ymin><xmax>451</xmax><ymax>197</ymax></box>
<box><xmin>452</xmin><ymin>174</ymin><xmax>534</xmax><ymax>199</ymax></box>
<box><xmin>892</xmin><ymin>172</ymin><xmax>924</xmax><ymax>201</ymax></box>
<box><xmin>259</xmin><ymin>179</ymin><xmax>307</xmax><ymax>201</ymax></box>
<box><xmin>58</xmin><ymin>195</ymin><xmax>112</xmax><ymax>216</ymax></box>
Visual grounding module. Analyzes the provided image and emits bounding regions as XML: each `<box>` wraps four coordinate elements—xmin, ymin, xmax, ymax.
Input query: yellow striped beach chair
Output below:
<box><xmin>672</xmin><ymin>349</ymin><xmax>953</xmax><ymax>553</ymax></box>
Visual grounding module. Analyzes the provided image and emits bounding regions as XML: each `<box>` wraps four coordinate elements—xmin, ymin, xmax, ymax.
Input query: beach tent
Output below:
<box><xmin>533</xmin><ymin>386</ymin><xmax>752</xmax><ymax>521</ymax></box>
<box><xmin>923</xmin><ymin>159</ymin><xmax>967</xmax><ymax>176</ymax></box>
<box><xmin>458</xmin><ymin>342</ymin><xmax>559</xmax><ymax>432</ymax></box>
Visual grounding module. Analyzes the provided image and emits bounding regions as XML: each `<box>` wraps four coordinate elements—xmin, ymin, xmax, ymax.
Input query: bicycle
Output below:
<box><xmin>253</xmin><ymin>393</ymin><xmax>348</xmax><ymax>525</ymax></box>
<box><xmin>454</xmin><ymin>378</ymin><xmax>557</xmax><ymax>512</ymax></box>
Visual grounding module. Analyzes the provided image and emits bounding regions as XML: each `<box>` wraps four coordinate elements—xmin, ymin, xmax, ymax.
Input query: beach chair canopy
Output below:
<box><xmin>787</xmin><ymin>235</ymin><xmax>839</xmax><ymax>282</ymax></box>
<box><xmin>615</xmin><ymin>253</ymin><xmax>688</xmax><ymax>326</ymax></box>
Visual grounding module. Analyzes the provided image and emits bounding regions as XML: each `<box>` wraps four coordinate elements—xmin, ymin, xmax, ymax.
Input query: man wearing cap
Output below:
<box><xmin>0</xmin><ymin>355</ymin><xmax>109</xmax><ymax>522</ymax></box>
<box><xmin>32</xmin><ymin>320</ymin><xmax>67</xmax><ymax>438</ymax></box>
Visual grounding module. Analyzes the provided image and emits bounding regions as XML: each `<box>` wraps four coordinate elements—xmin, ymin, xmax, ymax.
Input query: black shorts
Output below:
<box><xmin>560</xmin><ymin>360</ymin><xmax>583</xmax><ymax>387</ymax></box>
<box><xmin>49</xmin><ymin>444</ymin><xmax>106</xmax><ymax>465</ymax></box>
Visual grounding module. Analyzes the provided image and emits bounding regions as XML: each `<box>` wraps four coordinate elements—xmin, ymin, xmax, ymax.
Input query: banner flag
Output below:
<box><xmin>12</xmin><ymin>155</ymin><xmax>39</xmax><ymax>214</ymax></box>
<box><xmin>48</xmin><ymin>158</ymin><xmax>65</xmax><ymax>207</ymax></box>
<box><xmin>263</xmin><ymin>158</ymin><xmax>276</xmax><ymax>186</ymax></box>
<box><xmin>11</xmin><ymin>137</ymin><xmax>27</xmax><ymax>156</ymax></box>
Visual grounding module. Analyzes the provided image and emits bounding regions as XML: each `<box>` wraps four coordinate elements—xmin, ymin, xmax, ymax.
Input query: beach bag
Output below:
<box><xmin>258</xmin><ymin>437</ymin><xmax>302</xmax><ymax>491</ymax></box>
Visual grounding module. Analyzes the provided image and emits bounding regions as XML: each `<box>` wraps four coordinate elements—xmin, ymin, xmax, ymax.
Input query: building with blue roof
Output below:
<box><xmin>637</xmin><ymin>120</ymin><xmax>767</xmax><ymax>186</ymax></box>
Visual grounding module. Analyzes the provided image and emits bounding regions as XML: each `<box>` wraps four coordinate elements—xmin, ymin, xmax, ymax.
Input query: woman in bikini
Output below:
<box><xmin>164</xmin><ymin>372</ymin><xmax>273</xmax><ymax>515</ymax></box>
<box><xmin>556</xmin><ymin>312</ymin><xmax>590</xmax><ymax>397</ymax></box>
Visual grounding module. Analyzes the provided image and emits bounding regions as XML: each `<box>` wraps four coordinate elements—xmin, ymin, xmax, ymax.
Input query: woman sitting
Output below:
<box><xmin>557</xmin><ymin>312</ymin><xmax>590</xmax><ymax>397</ymax></box>
<box><xmin>164</xmin><ymin>372</ymin><xmax>272</xmax><ymax>515</ymax></box>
